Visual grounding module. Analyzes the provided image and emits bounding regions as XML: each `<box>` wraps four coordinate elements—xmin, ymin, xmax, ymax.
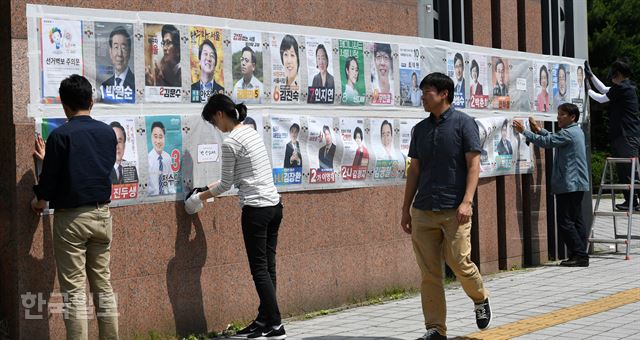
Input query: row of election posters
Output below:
<box><xmin>37</xmin><ymin>18</ymin><xmax>586</xmax><ymax>121</ymax></box>
<box><xmin>36</xmin><ymin>113</ymin><xmax>533</xmax><ymax>208</ymax></box>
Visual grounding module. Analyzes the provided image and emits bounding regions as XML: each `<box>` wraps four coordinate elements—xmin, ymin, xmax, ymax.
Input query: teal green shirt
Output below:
<box><xmin>523</xmin><ymin>123</ymin><xmax>590</xmax><ymax>194</ymax></box>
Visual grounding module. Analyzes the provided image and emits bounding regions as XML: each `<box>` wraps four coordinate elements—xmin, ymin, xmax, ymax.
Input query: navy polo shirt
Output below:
<box><xmin>408</xmin><ymin>106</ymin><xmax>481</xmax><ymax>211</ymax></box>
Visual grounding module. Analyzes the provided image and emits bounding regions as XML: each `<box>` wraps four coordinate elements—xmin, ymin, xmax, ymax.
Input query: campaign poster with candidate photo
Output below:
<box><xmin>447</xmin><ymin>51</ymin><xmax>467</xmax><ymax>108</ymax></box>
<box><xmin>551</xmin><ymin>63</ymin><xmax>570</xmax><ymax>110</ymax></box>
<box><xmin>491</xmin><ymin>57</ymin><xmax>510</xmax><ymax>110</ymax></box>
<box><xmin>370</xmin><ymin>118</ymin><xmax>403</xmax><ymax>180</ymax></box>
<box><xmin>231</xmin><ymin>31</ymin><xmax>264</xmax><ymax>104</ymax></box>
<box><xmin>96</xmin><ymin>117</ymin><xmax>140</xmax><ymax>200</ymax></box>
<box><xmin>339</xmin><ymin>39</ymin><xmax>366</xmax><ymax>105</ymax></box>
<box><xmin>270</xmin><ymin>34</ymin><xmax>302</xmax><ymax>103</ymax></box>
<box><xmin>40</xmin><ymin>18</ymin><xmax>83</xmax><ymax>103</ymax></box>
<box><xmin>190</xmin><ymin>26</ymin><xmax>225</xmax><ymax>103</ymax></box>
<box><xmin>339</xmin><ymin>118</ymin><xmax>369</xmax><ymax>182</ymax></box>
<box><xmin>468</xmin><ymin>53</ymin><xmax>489</xmax><ymax>109</ymax></box>
<box><xmin>512</xmin><ymin>117</ymin><xmax>534</xmax><ymax>173</ymax></box>
<box><xmin>570</xmin><ymin>64</ymin><xmax>586</xmax><ymax>117</ymax></box>
<box><xmin>368</xmin><ymin>42</ymin><xmax>395</xmax><ymax>105</ymax></box>
<box><xmin>271</xmin><ymin>114</ymin><xmax>303</xmax><ymax>186</ymax></box>
<box><xmin>242</xmin><ymin>114</ymin><xmax>264</xmax><ymax>137</ymax></box>
<box><xmin>306</xmin><ymin>36</ymin><xmax>335</xmax><ymax>104</ymax></box>
<box><xmin>399</xmin><ymin>119</ymin><xmax>421</xmax><ymax>175</ymax></box>
<box><xmin>145</xmin><ymin>115</ymin><xmax>182</xmax><ymax>196</ymax></box>
<box><xmin>307</xmin><ymin>117</ymin><xmax>337</xmax><ymax>184</ymax></box>
<box><xmin>95</xmin><ymin>22</ymin><xmax>135</xmax><ymax>104</ymax></box>
<box><xmin>475</xmin><ymin>117</ymin><xmax>501</xmax><ymax>175</ymax></box>
<box><xmin>532</xmin><ymin>61</ymin><xmax>552</xmax><ymax>113</ymax></box>
<box><xmin>143</xmin><ymin>24</ymin><xmax>182</xmax><ymax>103</ymax></box>
<box><xmin>399</xmin><ymin>45</ymin><xmax>422</xmax><ymax>107</ymax></box>
<box><xmin>493</xmin><ymin>118</ymin><xmax>515</xmax><ymax>172</ymax></box>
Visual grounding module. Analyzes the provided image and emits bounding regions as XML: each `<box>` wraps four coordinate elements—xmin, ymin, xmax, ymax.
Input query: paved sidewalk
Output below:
<box><xmin>283</xmin><ymin>199</ymin><xmax>640</xmax><ymax>340</ymax></box>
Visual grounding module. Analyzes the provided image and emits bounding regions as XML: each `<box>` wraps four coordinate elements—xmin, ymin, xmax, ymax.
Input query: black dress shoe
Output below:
<box><xmin>560</xmin><ymin>257</ymin><xmax>589</xmax><ymax>267</ymax></box>
<box><xmin>615</xmin><ymin>202</ymin><xmax>639</xmax><ymax>211</ymax></box>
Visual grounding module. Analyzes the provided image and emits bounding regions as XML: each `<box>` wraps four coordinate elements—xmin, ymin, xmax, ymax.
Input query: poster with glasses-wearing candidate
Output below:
<box><xmin>369</xmin><ymin>42</ymin><xmax>395</xmax><ymax>105</ymax></box>
<box><xmin>145</xmin><ymin>115</ymin><xmax>183</xmax><ymax>196</ymax></box>
<box><xmin>370</xmin><ymin>118</ymin><xmax>403</xmax><ymax>181</ymax></box>
<box><xmin>447</xmin><ymin>51</ymin><xmax>467</xmax><ymax>108</ymax></box>
<box><xmin>307</xmin><ymin>117</ymin><xmax>338</xmax><ymax>184</ymax></box>
<box><xmin>533</xmin><ymin>61</ymin><xmax>552</xmax><ymax>113</ymax></box>
<box><xmin>271</xmin><ymin>114</ymin><xmax>304</xmax><ymax>186</ymax></box>
<box><xmin>399</xmin><ymin>45</ymin><xmax>422</xmax><ymax>107</ymax></box>
<box><xmin>144</xmin><ymin>24</ymin><xmax>183</xmax><ymax>102</ymax></box>
<box><xmin>468</xmin><ymin>53</ymin><xmax>489</xmax><ymax>109</ymax></box>
<box><xmin>231</xmin><ymin>31</ymin><xmax>264</xmax><ymax>104</ymax></box>
<box><xmin>570</xmin><ymin>64</ymin><xmax>586</xmax><ymax>118</ymax></box>
<box><xmin>96</xmin><ymin>117</ymin><xmax>140</xmax><ymax>201</ymax></box>
<box><xmin>339</xmin><ymin>118</ymin><xmax>369</xmax><ymax>182</ymax></box>
<box><xmin>339</xmin><ymin>39</ymin><xmax>366</xmax><ymax>105</ymax></box>
<box><xmin>40</xmin><ymin>18</ymin><xmax>83</xmax><ymax>103</ymax></box>
<box><xmin>491</xmin><ymin>56</ymin><xmax>510</xmax><ymax>110</ymax></box>
<box><xmin>270</xmin><ymin>34</ymin><xmax>303</xmax><ymax>103</ymax></box>
<box><xmin>95</xmin><ymin>22</ymin><xmax>135</xmax><ymax>104</ymax></box>
<box><xmin>306</xmin><ymin>36</ymin><xmax>335</xmax><ymax>104</ymax></box>
<box><xmin>190</xmin><ymin>26</ymin><xmax>225</xmax><ymax>103</ymax></box>
<box><xmin>552</xmin><ymin>63</ymin><xmax>570</xmax><ymax>110</ymax></box>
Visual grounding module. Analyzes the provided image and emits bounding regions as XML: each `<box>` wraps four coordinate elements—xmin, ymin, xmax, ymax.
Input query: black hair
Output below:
<box><xmin>59</xmin><ymin>74</ymin><xmax>93</xmax><ymax>111</ymax></box>
<box><xmin>110</xmin><ymin>121</ymin><xmax>126</xmax><ymax>141</ymax></box>
<box><xmin>316</xmin><ymin>44</ymin><xmax>328</xmax><ymax>61</ymax></box>
<box><xmin>381</xmin><ymin>120</ymin><xmax>393</xmax><ymax>136</ymax></box>
<box><xmin>243</xmin><ymin>116</ymin><xmax>257</xmax><ymax>129</ymax></box>
<box><xmin>495</xmin><ymin>58</ymin><xmax>505</xmax><ymax>71</ymax></box>
<box><xmin>558</xmin><ymin>103</ymin><xmax>580</xmax><ymax>123</ymax></box>
<box><xmin>419</xmin><ymin>72</ymin><xmax>454</xmax><ymax>104</ymax></box>
<box><xmin>344</xmin><ymin>56</ymin><xmax>359</xmax><ymax>80</ymax></box>
<box><xmin>539</xmin><ymin>65</ymin><xmax>548</xmax><ymax>86</ymax></box>
<box><xmin>242</xmin><ymin>46</ymin><xmax>257</xmax><ymax>64</ymax></box>
<box><xmin>610</xmin><ymin>58</ymin><xmax>632</xmax><ymax>78</ymax></box>
<box><xmin>323</xmin><ymin>125</ymin><xmax>331</xmax><ymax>134</ymax></box>
<box><xmin>289</xmin><ymin>123</ymin><xmax>300</xmax><ymax>133</ymax></box>
<box><xmin>470</xmin><ymin>59</ymin><xmax>479</xmax><ymax>75</ymax></box>
<box><xmin>201</xmin><ymin>94</ymin><xmax>247</xmax><ymax>125</ymax></box>
<box><xmin>199</xmin><ymin>39</ymin><xmax>217</xmax><ymax>67</ymax></box>
<box><xmin>374</xmin><ymin>43</ymin><xmax>392</xmax><ymax>60</ymax></box>
<box><xmin>557</xmin><ymin>64</ymin><xmax>566</xmax><ymax>77</ymax></box>
<box><xmin>109</xmin><ymin>26</ymin><xmax>131</xmax><ymax>49</ymax></box>
<box><xmin>454</xmin><ymin>53</ymin><xmax>464</xmax><ymax>67</ymax></box>
<box><xmin>354</xmin><ymin>126</ymin><xmax>363</xmax><ymax>140</ymax></box>
<box><xmin>279</xmin><ymin>34</ymin><xmax>299</xmax><ymax>71</ymax></box>
<box><xmin>501</xmin><ymin>119</ymin><xmax>509</xmax><ymax>130</ymax></box>
<box><xmin>151</xmin><ymin>121</ymin><xmax>165</xmax><ymax>135</ymax></box>
<box><xmin>161</xmin><ymin>24</ymin><xmax>180</xmax><ymax>56</ymax></box>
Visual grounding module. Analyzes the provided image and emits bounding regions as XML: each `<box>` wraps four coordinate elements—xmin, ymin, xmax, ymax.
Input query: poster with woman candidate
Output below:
<box><xmin>95</xmin><ymin>22</ymin><xmax>135</xmax><ymax>104</ymax></box>
<box><xmin>570</xmin><ymin>64</ymin><xmax>586</xmax><ymax>117</ymax></box>
<box><xmin>551</xmin><ymin>63</ymin><xmax>570</xmax><ymax>110</ymax></box>
<box><xmin>190</xmin><ymin>26</ymin><xmax>225</xmax><ymax>103</ymax></box>
<box><xmin>96</xmin><ymin>117</ymin><xmax>140</xmax><ymax>201</ymax></box>
<box><xmin>370</xmin><ymin>118</ymin><xmax>403</xmax><ymax>180</ymax></box>
<box><xmin>143</xmin><ymin>24</ymin><xmax>183</xmax><ymax>103</ymax></box>
<box><xmin>231</xmin><ymin>31</ymin><xmax>264</xmax><ymax>104</ymax></box>
<box><xmin>270</xmin><ymin>34</ymin><xmax>302</xmax><ymax>103</ymax></box>
<box><xmin>399</xmin><ymin>45</ymin><xmax>422</xmax><ymax>107</ymax></box>
<box><xmin>339</xmin><ymin>118</ymin><xmax>369</xmax><ymax>182</ymax></box>
<box><xmin>40</xmin><ymin>18</ymin><xmax>83</xmax><ymax>103</ymax></box>
<box><xmin>399</xmin><ymin>119</ymin><xmax>421</xmax><ymax>175</ymax></box>
<box><xmin>306</xmin><ymin>36</ymin><xmax>335</xmax><ymax>104</ymax></box>
<box><xmin>447</xmin><ymin>51</ymin><xmax>467</xmax><ymax>108</ymax></box>
<box><xmin>533</xmin><ymin>61</ymin><xmax>552</xmax><ymax>113</ymax></box>
<box><xmin>339</xmin><ymin>39</ymin><xmax>366</xmax><ymax>105</ymax></box>
<box><xmin>491</xmin><ymin>57</ymin><xmax>510</xmax><ymax>110</ymax></box>
<box><xmin>145</xmin><ymin>115</ymin><xmax>182</xmax><ymax>196</ymax></box>
<box><xmin>271</xmin><ymin>114</ymin><xmax>303</xmax><ymax>186</ymax></box>
<box><xmin>307</xmin><ymin>117</ymin><xmax>337</xmax><ymax>184</ymax></box>
<box><xmin>468</xmin><ymin>53</ymin><xmax>489</xmax><ymax>109</ymax></box>
<box><xmin>369</xmin><ymin>42</ymin><xmax>395</xmax><ymax>105</ymax></box>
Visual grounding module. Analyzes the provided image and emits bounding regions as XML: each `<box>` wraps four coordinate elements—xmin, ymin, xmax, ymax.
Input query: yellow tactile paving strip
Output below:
<box><xmin>457</xmin><ymin>287</ymin><xmax>640</xmax><ymax>340</ymax></box>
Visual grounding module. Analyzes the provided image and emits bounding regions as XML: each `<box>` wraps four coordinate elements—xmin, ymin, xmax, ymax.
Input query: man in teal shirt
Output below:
<box><xmin>514</xmin><ymin>103</ymin><xmax>590</xmax><ymax>267</ymax></box>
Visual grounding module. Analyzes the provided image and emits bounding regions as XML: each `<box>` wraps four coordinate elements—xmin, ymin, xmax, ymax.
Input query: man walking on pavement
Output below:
<box><xmin>401</xmin><ymin>72</ymin><xmax>491</xmax><ymax>340</ymax></box>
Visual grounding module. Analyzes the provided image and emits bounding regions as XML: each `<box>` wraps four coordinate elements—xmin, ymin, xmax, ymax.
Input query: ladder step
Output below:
<box><xmin>600</xmin><ymin>184</ymin><xmax>640</xmax><ymax>190</ymax></box>
<box><xmin>605</xmin><ymin>157</ymin><xmax>639</xmax><ymax>164</ymax></box>
<box><xmin>615</xmin><ymin>235</ymin><xmax>640</xmax><ymax>240</ymax></box>
<box><xmin>593</xmin><ymin>211</ymin><xmax>638</xmax><ymax>217</ymax></box>
<box><xmin>589</xmin><ymin>238</ymin><xmax>629</xmax><ymax>244</ymax></box>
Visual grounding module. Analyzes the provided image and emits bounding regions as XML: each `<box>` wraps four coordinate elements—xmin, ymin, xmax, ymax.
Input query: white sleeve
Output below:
<box><xmin>588</xmin><ymin>89</ymin><xmax>610</xmax><ymax>103</ymax></box>
<box><xmin>590</xmin><ymin>73</ymin><xmax>610</xmax><ymax>93</ymax></box>
<box><xmin>209</xmin><ymin>141</ymin><xmax>237</xmax><ymax>196</ymax></box>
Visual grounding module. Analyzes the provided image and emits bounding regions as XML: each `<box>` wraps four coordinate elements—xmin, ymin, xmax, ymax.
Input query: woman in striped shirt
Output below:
<box><xmin>185</xmin><ymin>94</ymin><xmax>286</xmax><ymax>339</ymax></box>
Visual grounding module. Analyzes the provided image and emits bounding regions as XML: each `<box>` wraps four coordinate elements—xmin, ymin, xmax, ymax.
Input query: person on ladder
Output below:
<box><xmin>586</xmin><ymin>58</ymin><xmax>640</xmax><ymax>211</ymax></box>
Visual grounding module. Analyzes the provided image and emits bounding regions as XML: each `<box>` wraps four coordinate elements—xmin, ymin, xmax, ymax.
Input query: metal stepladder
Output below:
<box><xmin>589</xmin><ymin>157</ymin><xmax>640</xmax><ymax>260</ymax></box>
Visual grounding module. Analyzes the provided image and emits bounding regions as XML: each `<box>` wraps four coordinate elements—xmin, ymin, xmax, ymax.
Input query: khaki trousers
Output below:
<box><xmin>411</xmin><ymin>207</ymin><xmax>488</xmax><ymax>336</ymax></box>
<box><xmin>53</xmin><ymin>204</ymin><xmax>119</xmax><ymax>340</ymax></box>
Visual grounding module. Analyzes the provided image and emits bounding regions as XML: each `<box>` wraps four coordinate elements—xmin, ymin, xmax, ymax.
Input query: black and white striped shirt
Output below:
<box><xmin>209</xmin><ymin>125</ymin><xmax>280</xmax><ymax>207</ymax></box>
